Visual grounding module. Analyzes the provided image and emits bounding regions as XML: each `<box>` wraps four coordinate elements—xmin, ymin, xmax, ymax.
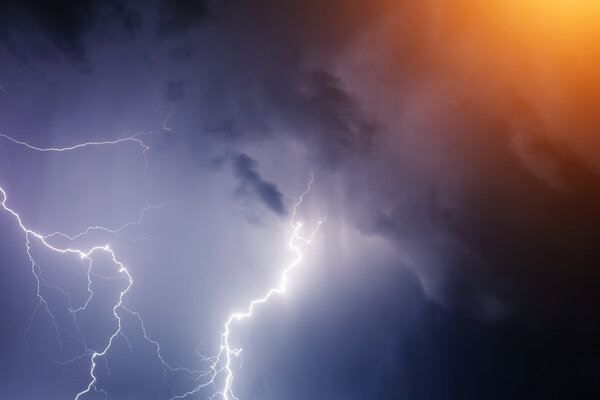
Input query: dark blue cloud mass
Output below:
<box><xmin>232</xmin><ymin>153</ymin><xmax>287</xmax><ymax>216</ymax></box>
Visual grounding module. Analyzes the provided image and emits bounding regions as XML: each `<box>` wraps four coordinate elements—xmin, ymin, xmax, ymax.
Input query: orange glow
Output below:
<box><xmin>469</xmin><ymin>0</ymin><xmax>600</xmax><ymax>166</ymax></box>
<box><xmin>455</xmin><ymin>1</ymin><xmax>600</xmax><ymax>158</ymax></box>
<box><xmin>340</xmin><ymin>0</ymin><xmax>600</xmax><ymax>172</ymax></box>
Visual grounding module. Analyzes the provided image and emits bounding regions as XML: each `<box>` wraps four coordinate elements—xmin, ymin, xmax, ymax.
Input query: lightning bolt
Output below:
<box><xmin>1</xmin><ymin>129</ymin><xmax>324</xmax><ymax>399</ymax></box>
<box><xmin>171</xmin><ymin>173</ymin><xmax>325</xmax><ymax>400</ymax></box>
<box><xmin>0</xmin><ymin>130</ymin><xmax>174</xmax><ymax>399</ymax></box>
<box><xmin>0</xmin><ymin>183</ymin><xmax>134</xmax><ymax>399</ymax></box>
<box><xmin>216</xmin><ymin>174</ymin><xmax>324</xmax><ymax>400</ymax></box>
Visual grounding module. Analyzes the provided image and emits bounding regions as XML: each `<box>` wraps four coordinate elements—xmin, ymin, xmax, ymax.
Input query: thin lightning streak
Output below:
<box><xmin>43</xmin><ymin>204</ymin><xmax>164</xmax><ymax>242</ymax></box>
<box><xmin>0</xmin><ymin>127</ymin><xmax>175</xmax><ymax>175</ymax></box>
<box><xmin>163</xmin><ymin>105</ymin><xmax>173</xmax><ymax>132</ymax></box>
<box><xmin>0</xmin><ymin>132</ymin><xmax>150</xmax><ymax>153</ymax></box>
<box><xmin>23</xmin><ymin>243</ymin><xmax>64</xmax><ymax>351</ymax></box>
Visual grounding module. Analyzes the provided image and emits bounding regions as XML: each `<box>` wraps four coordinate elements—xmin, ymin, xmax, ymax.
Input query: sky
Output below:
<box><xmin>0</xmin><ymin>0</ymin><xmax>599</xmax><ymax>399</ymax></box>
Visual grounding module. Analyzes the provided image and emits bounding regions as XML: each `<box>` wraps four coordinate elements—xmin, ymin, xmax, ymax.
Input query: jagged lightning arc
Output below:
<box><xmin>0</xmin><ymin>130</ymin><xmax>170</xmax><ymax>399</ymax></box>
<box><xmin>0</xmin><ymin>130</ymin><xmax>324</xmax><ymax>400</ymax></box>
<box><xmin>0</xmin><ymin>180</ymin><xmax>134</xmax><ymax>399</ymax></box>
<box><xmin>171</xmin><ymin>174</ymin><xmax>325</xmax><ymax>400</ymax></box>
<box><xmin>215</xmin><ymin>174</ymin><xmax>324</xmax><ymax>400</ymax></box>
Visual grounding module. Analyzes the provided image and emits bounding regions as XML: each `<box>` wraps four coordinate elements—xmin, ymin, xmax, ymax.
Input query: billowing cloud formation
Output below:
<box><xmin>146</xmin><ymin>0</ymin><xmax>600</xmax><ymax>322</ymax></box>
<box><xmin>1</xmin><ymin>0</ymin><xmax>599</xmax><ymax>337</ymax></box>
<box><xmin>324</xmin><ymin>0</ymin><xmax>600</xmax><ymax>320</ymax></box>
<box><xmin>0</xmin><ymin>0</ymin><xmax>138</xmax><ymax>62</ymax></box>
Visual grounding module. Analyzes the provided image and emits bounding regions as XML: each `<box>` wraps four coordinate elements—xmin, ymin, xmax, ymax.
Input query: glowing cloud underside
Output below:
<box><xmin>0</xmin><ymin>132</ymin><xmax>324</xmax><ymax>399</ymax></box>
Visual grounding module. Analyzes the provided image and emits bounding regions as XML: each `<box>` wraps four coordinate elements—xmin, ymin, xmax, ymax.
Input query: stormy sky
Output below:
<box><xmin>1</xmin><ymin>1</ymin><xmax>599</xmax><ymax>399</ymax></box>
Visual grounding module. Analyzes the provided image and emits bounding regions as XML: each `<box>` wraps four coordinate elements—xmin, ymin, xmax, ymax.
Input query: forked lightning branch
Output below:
<box><xmin>0</xmin><ymin>132</ymin><xmax>323</xmax><ymax>399</ymax></box>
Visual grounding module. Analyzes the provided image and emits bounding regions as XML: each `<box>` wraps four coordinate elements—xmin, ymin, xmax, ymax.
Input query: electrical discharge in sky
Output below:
<box><xmin>0</xmin><ymin>129</ymin><xmax>169</xmax><ymax>399</ymax></box>
<box><xmin>0</xmin><ymin>131</ymin><xmax>324</xmax><ymax>400</ymax></box>
<box><xmin>173</xmin><ymin>174</ymin><xmax>325</xmax><ymax>400</ymax></box>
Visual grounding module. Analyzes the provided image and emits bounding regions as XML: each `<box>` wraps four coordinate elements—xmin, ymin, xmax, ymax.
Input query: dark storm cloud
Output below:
<box><xmin>455</xmin><ymin>134</ymin><xmax>600</xmax><ymax>319</ymax></box>
<box><xmin>232</xmin><ymin>153</ymin><xmax>286</xmax><ymax>216</ymax></box>
<box><xmin>1</xmin><ymin>0</ymin><xmax>379</xmax><ymax>164</ymax></box>
<box><xmin>2</xmin><ymin>0</ymin><xmax>599</xmax><ymax>323</ymax></box>
<box><xmin>0</xmin><ymin>0</ymin><xmax>139</xmax><ymax>62</ymax></box>
<box><xmin>278</xmin><ymin>69</ymin><xmax>378</xmax><ymax>166</ymax></box>
<box><xmin>249</xmin><ymin>0</ymin><xmax>600</xmax><ymax>322</ymax></box>
<box><xmin>149</xmin><ymin>0</ymin><xmax>382</xmax><ymax>165</ymax></box>
<box><xmin>157</xmin><ymin>0</ymin><xmax>211</xmax><ymax>35</ymax></box>
<box><xmin>85</xmin><ymin>0</ymin><xmax>600</xmax><ymax>321</ymax></box>
<box><xmin>197</xmin><ymin>67</ymin><xmax>377</xmax><ymax>165</ymax></box>
<box><xmin>362</xmin><ymin>112</ymin><xmax>600</xmax><ymax>320</ymax></box>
